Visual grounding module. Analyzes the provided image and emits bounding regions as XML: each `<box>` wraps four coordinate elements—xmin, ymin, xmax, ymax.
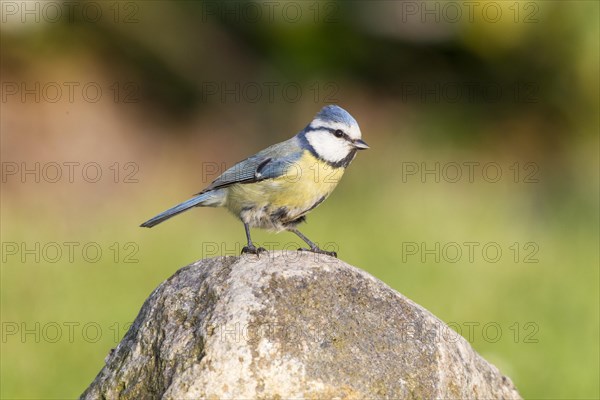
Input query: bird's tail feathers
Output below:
<box><xmin>140</xmin><ymin>191</ymin><xmax>216</xmax><ymax>228</ymax></box>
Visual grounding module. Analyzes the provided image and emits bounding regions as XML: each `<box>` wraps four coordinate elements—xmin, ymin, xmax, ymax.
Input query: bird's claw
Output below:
<box><xmin>297</xmin><ymin>247</ymin><xmax>337</xmax><ymax>258</ymax></box>
<box><xmin>242</xmin><ymin>246</ymin><xmax>267</xmax><ymax>256</ymax></box>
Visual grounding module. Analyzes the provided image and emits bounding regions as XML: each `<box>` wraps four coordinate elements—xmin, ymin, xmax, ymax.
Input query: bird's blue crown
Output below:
<box><xmin>316</xmin><ymin>105</ymin><xmax>357</xmax><ymax>127</ymax></box>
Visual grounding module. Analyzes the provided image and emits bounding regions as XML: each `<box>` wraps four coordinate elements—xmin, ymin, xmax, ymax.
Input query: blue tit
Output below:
<box><xmin>140</xmin><ymin>105</ymin><xmax>368</xmax><ymax>257</ymax></box>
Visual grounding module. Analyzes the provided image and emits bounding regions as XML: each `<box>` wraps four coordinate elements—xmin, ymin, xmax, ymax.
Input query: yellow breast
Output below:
<box><xmin>225</xmin><ymin>151</ymin><xmax>345</xmax><ymax>229</ymax></box>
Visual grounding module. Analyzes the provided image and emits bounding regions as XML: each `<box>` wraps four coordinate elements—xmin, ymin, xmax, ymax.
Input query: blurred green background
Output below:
<box><xmin>1</xmin><ymin>1</ymin><xmax>598</xmax><ymax>398</ymax></box>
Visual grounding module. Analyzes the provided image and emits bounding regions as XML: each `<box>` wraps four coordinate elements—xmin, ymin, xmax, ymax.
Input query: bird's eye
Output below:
<box><xmin>334</xmin><ymin>129</ymin><xmax>344</xmax><ymax>138</ymax></box>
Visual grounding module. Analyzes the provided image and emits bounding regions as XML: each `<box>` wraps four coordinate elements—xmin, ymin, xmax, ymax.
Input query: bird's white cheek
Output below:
<box><xmin>306</xmin><ymin>132</ymin><xmax>352</xmax><ymax>163</ymax></box>
<box><xmin>319</xmin><ymin>142</ymin><xmax>352</xmax><ymax>163</ymax></box>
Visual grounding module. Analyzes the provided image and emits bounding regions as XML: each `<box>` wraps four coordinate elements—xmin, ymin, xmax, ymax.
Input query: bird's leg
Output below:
<box><xmin>290</xmin><ymin>228</ymin><xmax>337</xmax><ymax>258</ymax></box>
<box><xmin>241</xmin><ymin>222</ymin><xmax>266</xmax><ymax>255</ymax></box>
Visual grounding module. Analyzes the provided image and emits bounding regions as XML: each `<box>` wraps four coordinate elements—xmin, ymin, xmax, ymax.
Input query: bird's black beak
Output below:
<box><xmin>353</xmin><ymin>139</ymin><xmax>369</xmax><ymax>150</ymax></box>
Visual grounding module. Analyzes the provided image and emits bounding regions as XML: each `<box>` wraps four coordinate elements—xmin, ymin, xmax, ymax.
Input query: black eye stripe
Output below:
<box><xmin>335</xmin><ymin>130</ymin><xmax>351</xmax><ymax>141</ymax></box>
<box><xmin>308</xmin><ymin>125</ymin><xmax>351</xmax><ymax>141</ymax></box>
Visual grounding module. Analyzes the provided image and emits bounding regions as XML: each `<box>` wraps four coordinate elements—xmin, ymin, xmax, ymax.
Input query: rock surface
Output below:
<box><xmin>81</xmin><ymin>251</ymin><xmax>521</xmax><ymax>399</ymax></box>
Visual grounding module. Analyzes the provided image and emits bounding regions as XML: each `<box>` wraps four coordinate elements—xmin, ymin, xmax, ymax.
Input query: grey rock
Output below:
<box><xmin>81</xmin><ymin>251</ymin><xmax>521</xmax><ymax>399</ymax></box>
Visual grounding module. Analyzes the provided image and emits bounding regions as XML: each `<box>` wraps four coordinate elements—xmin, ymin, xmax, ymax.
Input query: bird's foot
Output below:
<box><xmin>298</xmin><ymin>247</ymin><xmax>337</xmax><ymax>258</ymax></box>
<box><xmin>241</xmin><ymin>245</ymin><xmax>267</xmax><ymax>256</ymax></box>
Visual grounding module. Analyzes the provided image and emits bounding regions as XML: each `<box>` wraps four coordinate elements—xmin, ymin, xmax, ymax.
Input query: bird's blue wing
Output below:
<box><xmin>201</xmin><ymin>138</ymin><xmax>303</xmax><ymax>192</ymax></box>
<box><xmin>254</xmin><ymin>157</ymin><xmax>298</xmax><ymax>181</ymax></box>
